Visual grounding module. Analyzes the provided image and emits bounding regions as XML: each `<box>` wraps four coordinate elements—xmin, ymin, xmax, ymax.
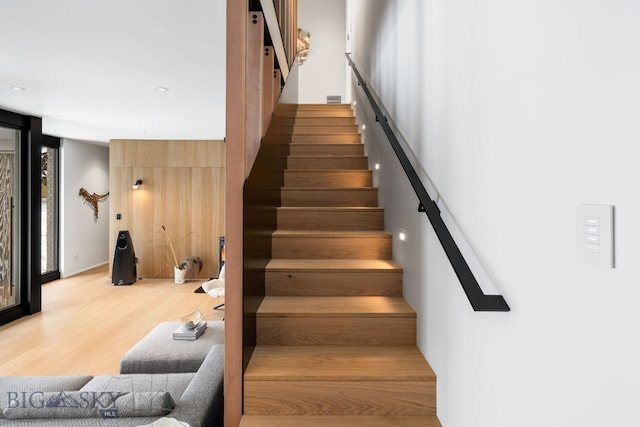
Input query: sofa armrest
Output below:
<box><xmin>171</xmin><ymin>344</ymin><xmax>224</xmax><ymax>427</ymax></box>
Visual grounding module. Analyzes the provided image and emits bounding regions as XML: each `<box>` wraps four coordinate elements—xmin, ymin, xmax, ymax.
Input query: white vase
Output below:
<box><xmin>174</xmin><ymin>267</ymin><xmax>186</xmax><ymax>284</ymax></box>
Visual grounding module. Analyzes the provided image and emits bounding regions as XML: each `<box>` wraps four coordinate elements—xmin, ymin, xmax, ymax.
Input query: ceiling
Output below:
<box><xmin>0</xmin><ymin>0</ymin><xmax>226</xmax><ymax>144</ymax></box>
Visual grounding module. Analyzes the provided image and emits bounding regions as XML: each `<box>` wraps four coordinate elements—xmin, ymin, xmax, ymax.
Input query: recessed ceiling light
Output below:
<box><xmin>156</xmin><ymin>87</ymin><xmax>170</xmax><ymax>92</ymax></box>
<box><xmin>10</xmin><ymin>86</ymin><xmax>26</xmax><ymax>91</ymax></box>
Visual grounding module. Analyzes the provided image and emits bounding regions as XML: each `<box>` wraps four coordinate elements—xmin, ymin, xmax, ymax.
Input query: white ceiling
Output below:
<box><xmin>0</xmin><ymin>0</ymin><xmax>226</xmax><ymax>144</ymax></box>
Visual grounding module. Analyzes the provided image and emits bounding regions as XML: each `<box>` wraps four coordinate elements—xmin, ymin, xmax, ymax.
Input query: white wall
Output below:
<box><xmin>61</xmin><ymin>139</ymin><xmax>110</xmax><ymax>277</ymax></box>
<box><xmin>298</xmin><ymin>0</ymin><xmax>347</xmax><ymax>103</ymax></box>
<box><xmin>349</xmin><ymin>1</ymin><xmax>640</xmax><ymax>426</ymax></box>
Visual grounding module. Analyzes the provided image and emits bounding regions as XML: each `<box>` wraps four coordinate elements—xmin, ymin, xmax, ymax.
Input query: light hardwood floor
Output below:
<box><xmin>0</xmin><ymin>264</ymin><xmax>223</xmax><ymax>376</ymax></box>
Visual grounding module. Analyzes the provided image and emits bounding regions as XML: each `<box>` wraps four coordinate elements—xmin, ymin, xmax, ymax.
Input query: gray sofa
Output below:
<box><xmin>0</xmin><ymin>322</ymin><xmax>224</xmax><ymax>427</ymax></box>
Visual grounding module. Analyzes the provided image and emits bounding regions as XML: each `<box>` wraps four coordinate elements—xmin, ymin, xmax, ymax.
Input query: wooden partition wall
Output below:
<box><xmin>226</xmin><ymin>1</ymin><xmax>297</xmax><ymax>425</ymax></box>
<box><xmin>109</xmin><ymin>139</ymin><xmax>225</xmax><ymax>279</ymax></box>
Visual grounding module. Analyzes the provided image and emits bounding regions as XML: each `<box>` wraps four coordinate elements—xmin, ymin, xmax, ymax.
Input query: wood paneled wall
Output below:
<box><xmin>109</xmin><ymin>139</ymin><xmax>225</xmax><ymax>279</ymax></box>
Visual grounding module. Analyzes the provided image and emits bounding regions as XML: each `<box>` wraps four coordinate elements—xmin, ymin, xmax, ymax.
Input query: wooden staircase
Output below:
<box><xmin>240</xmin><ymin>104</ymin><xmax>441</xmax><ymax>427</ymax></box>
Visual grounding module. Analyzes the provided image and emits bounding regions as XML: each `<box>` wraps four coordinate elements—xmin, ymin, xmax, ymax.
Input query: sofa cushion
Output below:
<box><xmin>2</xmin><ymin>391</ymin><xmax>174</xmax><ymax>419</ymax></box>
<box><xmin>113</xmin><ymin>392</ymin><xmax>175</xmax><ymax>417</ymax></box>
<box><xmin>120</xmin><ymin>321</ymin><xmax>224</xmax><ymax>374</ymax></box>
<box><xmin>80</xmin><ymin>372</ymin><xmax>194</xmax><ymax>403</ymax></box>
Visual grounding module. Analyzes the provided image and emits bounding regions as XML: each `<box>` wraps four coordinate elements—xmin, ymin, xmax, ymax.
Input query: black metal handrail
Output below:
<box><xmin>346</xmin><ymin>53</ymin><xmax>510</xmax><ymax>312</ymax></box>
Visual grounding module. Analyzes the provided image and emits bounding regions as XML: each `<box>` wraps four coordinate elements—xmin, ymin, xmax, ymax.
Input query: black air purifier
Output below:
<box><xmin>112</xmin><ymin>230</ymin><xmax>137</xmax><ymax>285</ymax></box>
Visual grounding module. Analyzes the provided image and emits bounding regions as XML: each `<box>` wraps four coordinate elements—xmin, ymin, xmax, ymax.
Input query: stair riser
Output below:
<box><xmin>294</xmin><ymin>117</ymin><xmax>356</xmax><ymax>125</ymax></box>
<box><xmin>265</xmin><ymin>272</ymin><xmax>403</xmax><ymax>296</ymax></box>
<box><xmin>292</xmin><ymin>134</ymin><xmax>361</xmax><ymax>144</ymax></box>
<box><xmin>295</xmin><ymin>104</ymin><xmax>352</xmax><ymax>109</ymax></box>
<box><xmin>287</xmin><ymin>157</ymin><xmax>368</xmax><ymax>170</ymax></box>
<box><xmin>256</xmin><ymin>318</ymin><xmax>416</xmax><ymax>346</ymax></box>
<box><xmin>277</xmin><ymin>210</ymin><xmax>384</xmax><ymax>231</ymax></box>
<box><xmin>244</xmin><ymin>380</ymin><xmax>435</xmax><ymax>416</ymax></box>
<box><xmin>239</xmin><ymin>416</ymin><xmax>442</xmax><ymax>427</ymax></box>
<box><xmin>284</xmin><ymin>171</ymin><xmax>372</xmax><ymax>188</ymax></box>
<box><xmin>270</xmin><ymin>124</ymin><xmax>359</xmax><ymax>134</ymax></box>
<box><xmin>272</xmin><ymin>236</ymin><xmax>391</xmax><ymax>259</ymax></box>
<box><xmin>275</xmin><ymin>110</ymin><xmax>355</xmax><ymax>118</ymax></box>
<box><xmin>281</xmin><ymin>189</ymin><xmax>378</xmax><ymax>207</ymax></box>
<box><xmin>274</xmin><ymin>117</ymin><xmax>356</xmax><ymax>125</ymax></box>
<box><xmin>278</xmin><ymin>103</ymin><xmax>351</xmax><ymax>109</ymax></box>
<box><xmin>265</xmin><ymin>134</ymin><xmax>362</xmax><ymax>144</ymax></box>
<box><xmin>288</xmin><ymin>144</ymin><xmax>364</xmax><ymax>156</ymax></box>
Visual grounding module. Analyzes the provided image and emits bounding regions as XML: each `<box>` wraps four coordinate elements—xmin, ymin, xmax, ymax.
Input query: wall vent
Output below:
<box><xmin>327</xmin><ymin>95</ymin><xmax>341</xmax><ymax>104</ymax></box>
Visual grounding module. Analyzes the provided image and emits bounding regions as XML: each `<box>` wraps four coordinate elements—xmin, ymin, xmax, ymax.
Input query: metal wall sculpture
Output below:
<box><xmin>79</xmin><ymin>188</ymin><xmax>109</xmax><ymax>220</ymax></box>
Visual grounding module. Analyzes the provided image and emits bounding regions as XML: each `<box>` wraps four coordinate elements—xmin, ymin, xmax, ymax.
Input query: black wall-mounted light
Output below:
<box><xmin>132</xmin><ymin>179</ymin><xmax>143</xmax><ymax>190</ymax></box>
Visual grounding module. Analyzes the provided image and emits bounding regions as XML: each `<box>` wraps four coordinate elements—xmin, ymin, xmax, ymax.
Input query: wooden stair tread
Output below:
<box><xmin>287</xmin><ymin>143</ymin><xmax>364</xmax><ymax>151</ymax></box>
<box><xmin>294</xmin><ymin>118</ymin><xmax>356</xmax><ymax>125</ymax></box>
<box><xmin>277</xmin><ymin>206</ymin><xmax>383</xmax><ymax>213</ymax></box>
<box><xmin>287</xmin><ymin>155</ymin><xmax>367</xmax><ymax>159</ymax></box>
<box><xmin>281</xmin><ymin>186</ymin><xmax>376</xmax><ymax>191</ymax></box>
<box><xmin>267</xmin><ymin>132</ymin><xmax>361</xmax><ymax>137</ymax></box>
<box><xmin>272</xmin><ymin>230</ymin><xmax>390</xmax><ymax>238</ymax></box>
<box><xmin>257</xmin><ymin>296</ymin><xmax>415</xmax><ymax>317</ymax></box>
<box><xmin>266</xmin><ymin>259</ymin><xmax>401</xmax><ymax>271</ymax></box>
<box><xmin>244</xmin><ymin>345</ymin><xmax>435</xmax><ymax>381</ymax></box>
<box><xmin>278</xmin><ymin>110</ymin><xmax>355</xmax><ymax>117</ymax></box>
<box><xmin>244</xmin><ymin>103</ymin><xmax>439</xmax><ymax>424</ymax></box>
<box><xmin>294</xmin><ymin>104</ymin><xmax>353</xmax><ymax>109</ymax></box>
<box><xmin>284</xmin><ymin>168</ymin><xmax>369</xmax><ymax>172</ymax></box>
<box><xmin>240</xmin><ymin>415</ymin><xmax>441</xmax><ymax>427</ymax></box>
<box><xmin>273</xmin><ymin>126</ymin><xmax>359</xmax><ymax>135</ymax></box>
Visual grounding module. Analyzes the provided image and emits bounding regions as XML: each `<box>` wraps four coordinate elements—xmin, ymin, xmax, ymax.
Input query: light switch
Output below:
<box><xmin>585</xmin><ymin>217</ymin><xmax>600</xmax><ymax>227</ymax></box>
<box><xmin>576</xmin><ymin>204</ymin><xmax>614</xmax><ymax>268</ymax></box>
<box><xmin>585</xmin><ymin>242</ymin><xmax>600</xmax><ymax>253</ymax></box>
<box><xmin>585</xmin><ymin>234</ymin><xmax>600</xmax><ymax>244</ymax></box>
<box><xmin>584</xmin><ymin>225</ymin><xmax>600</xmax><ymax>235</ymax></box>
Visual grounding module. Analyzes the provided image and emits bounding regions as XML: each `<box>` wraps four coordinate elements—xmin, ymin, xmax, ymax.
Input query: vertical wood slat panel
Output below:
<box><xmin>108</xmin><ymin>140</ymin><xmax>225</xmax><ymax>279</ymax></box>
<box><xmin>246</xmin><ymin>12</ymin><xmax>265</xmax><ymax>174</ymax></box>
<box><xmin>262</xmin><ymin>46</ymin><xmax>275</xmax><ymax>135</ymax></box>
<box><xmin>225</xmin><ymin>0</ymin><xmax>247</xmax><ymax>425</ymax></box>
<box><xmin>274</xmin><ymin>69</ymin><xmax>282</xmax><ymax>106</ymax></box>
<box><xmin>191</xmin><ymin>167</ymin><xmax>226</xmax><ymax>274</ymax></box>
<box><xmin>291</xmin><ymin>0</ymin><xmax>295</xmax><ymax>64</ymax></box>
<box><xmin>283</xmin><ymin>1</ymin><xmax>289</xmax><ymax>65</ymax></box>
<box><xmin>292</xmin><ymin>0</ymin><xmax>298</xmax><ymax>64</ymax></box>
<box><xmin>149</xmin><ymin>167</ymin><xmax>192</xmax><ymax>275</ymax></box>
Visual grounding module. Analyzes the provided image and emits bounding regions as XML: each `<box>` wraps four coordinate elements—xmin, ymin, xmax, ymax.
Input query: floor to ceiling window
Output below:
<box><xmin>0</xmin><ymin>126</ymin><xmax>19</xmax><ymax>311</ymax></box>
<box><xmin>0</xmin><ymin>109</ymin><xmax>42</xmax><ymax>326</ymax></box>
<box><xmin>41</xmin><ymin>136</ymin><xmax>60</xmax><ymax>283</ymax></box>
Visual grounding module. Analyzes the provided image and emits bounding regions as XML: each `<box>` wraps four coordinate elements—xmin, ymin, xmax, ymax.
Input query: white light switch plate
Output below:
<box><xmin>576</xmin><ymin>204</ymin><xmax>614</xmax><ymax>268</ymax></box>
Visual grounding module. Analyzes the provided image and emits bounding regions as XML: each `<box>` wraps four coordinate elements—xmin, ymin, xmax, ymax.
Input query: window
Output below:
<box><xmin>0</xmin><ymin>126</ymin><xmax>19</xmax><ymax>311</ymax></box>
<box><xmin>41</xmin><ymin>137</ymin><xmax>60</xmax><ymax>283</ymax></box>
<box><xmin>0</xmin><ymin>109</ymin><xmax>42</xmax><ymax>326</ymax></box>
